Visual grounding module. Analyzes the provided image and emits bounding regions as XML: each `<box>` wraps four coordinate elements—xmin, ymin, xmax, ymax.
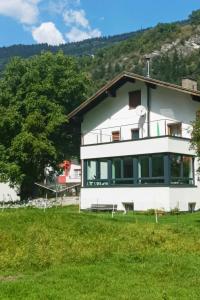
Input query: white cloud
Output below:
<box><xmin>63</xmin><ymin>7</ymin><xmax>102</xmax><ymax>42</ymax></box>
<box><xmin>63</xmin><ymin>9</ymin><xmax>89</xmax><ymax>28</ymax></box>
<box><xmin>0</xmin><ymin>0</ymin><xmax>41</xmax><ymax>25</ymax></box>
<box><xmin>32</xmin><ymin>22</ymin><xmax>65</xmax><ymax>45</ymax></box>
<box><xmin>48</xmin><ymin>0</ymin><xmax>68</xmax><ymax>15</ymax></box>
<box><xmin>66</xmin><ymin>27</ymin><xmax>101</xmax><ymax>42</ymax></box>
<box><xmin>48</xmin><ymin>0</ymin><xmax>80</xmax><ymax>15</ymax></box>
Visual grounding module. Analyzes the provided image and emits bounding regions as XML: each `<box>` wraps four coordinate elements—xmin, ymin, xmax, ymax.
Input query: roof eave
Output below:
<box><xmin>68</xmin><ymin>72</ymin><xmax>200</xmax><ymax>120</ymax></box>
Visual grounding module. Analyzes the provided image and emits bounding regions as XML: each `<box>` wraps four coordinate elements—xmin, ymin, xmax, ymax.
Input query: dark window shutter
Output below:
<box><xmin>129</xmin><ymin>90</ymin><xmax>141</xmax><ymax>109</ymax></box>
<box><xmin>112</xmin><ymin>131</ymin><xmax>120</xmax><ymax>142</ymax></box>
<box><xmin>131</xmin><ymin>129</ymin><xmax>139</xmax><ymax>140</ymax></box>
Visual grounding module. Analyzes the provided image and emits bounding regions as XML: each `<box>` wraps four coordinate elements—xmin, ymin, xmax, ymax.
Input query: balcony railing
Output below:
<box><xmin>81</xmin><ymin>119</ymin><xmax>192</xmax><ymax>146</ymax></box>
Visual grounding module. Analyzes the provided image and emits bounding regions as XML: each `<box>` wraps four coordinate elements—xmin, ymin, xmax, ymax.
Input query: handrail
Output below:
<box><xmin>82</xmin><ymin>119</ymin><xmax>192</xmax><ymax>145</ymax></box>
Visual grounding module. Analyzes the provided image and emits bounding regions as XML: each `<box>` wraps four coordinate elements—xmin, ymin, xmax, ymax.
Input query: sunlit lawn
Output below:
<box><xmin>0</xmin><ymin>206</ymin><xmax>200</xmax><ymax>299</ymax></box>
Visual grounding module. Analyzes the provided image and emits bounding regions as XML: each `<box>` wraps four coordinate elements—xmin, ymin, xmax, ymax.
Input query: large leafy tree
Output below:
<box><xmin>0</xmin><ymin>51</ymin><xmax>90</xmax><ymax>199</ymax></box>
<box><xmin>191</xmin><ymin>113</ymin><xmax>200</xmax><ymax>165</ymax></box>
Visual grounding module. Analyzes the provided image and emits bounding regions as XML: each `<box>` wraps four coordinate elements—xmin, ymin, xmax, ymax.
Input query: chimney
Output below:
<box><xmin>182</xmin><ymin>78</ymin><xmax>198</xmax><ymax>91</ymax></box>
<box><xmin>145</xmin><ymin>55</ymin><xmax>151</xmax><ymax>78</ymax></box>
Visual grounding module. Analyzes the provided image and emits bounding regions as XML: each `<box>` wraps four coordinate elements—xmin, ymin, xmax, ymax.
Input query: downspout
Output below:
<box><xmin>147</xmin><ymin>84</ymin><xmax>151</xmax><ymax>137</ymax></box>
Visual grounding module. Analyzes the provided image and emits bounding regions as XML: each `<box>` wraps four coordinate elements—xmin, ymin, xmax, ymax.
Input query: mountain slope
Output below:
<box><xmin>0</xmin><ymin>29</ymin><xmax>148</xmax><ymax>71</ymax></box>
<box><xmin>1</xmin><ymin>9</ymin><xmax>200</xmax><ymax>91</ymax></box>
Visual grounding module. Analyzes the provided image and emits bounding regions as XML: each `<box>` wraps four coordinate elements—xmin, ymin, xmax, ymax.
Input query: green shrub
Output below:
<box><xmin>170</xmin><ymin>207</ymin><xmax>180</xmax><ymax>215</ymax></box>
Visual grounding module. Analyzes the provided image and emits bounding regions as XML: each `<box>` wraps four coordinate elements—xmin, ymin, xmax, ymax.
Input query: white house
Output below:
<box><xmin>58</xmin><ymin>159</ymin><xmax>81</xmax><ymax>184</ymax></box>
<box><xmin>0</xmin><ymin>182</ymin><xmax>19</xmax><ymax>202</ymax></box>
<box><xmin>68</xmin><ymin>72</ymin><xmax>200</xmax><ymax>212</ymax></box>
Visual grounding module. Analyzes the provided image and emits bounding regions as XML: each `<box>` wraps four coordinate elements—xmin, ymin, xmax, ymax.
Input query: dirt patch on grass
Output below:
<box><xmin>0</xmin><ymin>275</ymin><xmax>22</xmax><ymax>282</ymax></box>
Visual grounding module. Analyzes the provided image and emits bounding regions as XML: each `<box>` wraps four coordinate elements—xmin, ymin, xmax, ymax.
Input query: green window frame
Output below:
<box><xmin>84</xmin><ymin>153</ymin><xmax>194</xmax><ymax>187</ymax></box>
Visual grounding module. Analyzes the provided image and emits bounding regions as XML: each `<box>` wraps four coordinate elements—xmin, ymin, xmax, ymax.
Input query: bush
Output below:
<box><xmin>146</xmin><ymin>209</ymin><xmax>155</xmax><ymax>215</ymax></box>
<box><xmin>170</xmin><ymin>207</ymin><xmax>180</xmax><ymax>215</ymax></box>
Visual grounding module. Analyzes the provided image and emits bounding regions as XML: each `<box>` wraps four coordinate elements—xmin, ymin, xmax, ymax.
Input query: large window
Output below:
<box><xmin>85</xmin><ymin>153</ymin><xmax>194</xmax><ymax>187</ymax></box>
<box><xmin>112</xmin><ymin>158</ymin><xmax>122</xmax><ymax>184</ymax></box>
<box><xmin>138</xmin><ymin>156</ymin><xmax>149</xmax><ymax>183</ymax></box>
<box><xmin>138</xmin><ymin>155</ymin><xmax>164</xmax><ymax>184</ymax></box>
<box><xmin>86</xmin><ymin>160</ymin><xmax>108</xmax><ymax>186</ymax></box>
<box><xmin>152</xmin><ymin>155</ymin><xmax>164</xmax><ymax>183</ymax></box>
<box><xmin>170</xmin><ymin>154</ymin><xmax>193</xmax><ymax>185</ymax></box>
<box><xmin>129</xmin><ymin>90</ymin><xmax>141</xmax><ymax>109</ymax></box>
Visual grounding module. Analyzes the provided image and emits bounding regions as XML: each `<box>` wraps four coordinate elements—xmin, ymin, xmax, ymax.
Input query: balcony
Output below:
<box><xmin>81</xmin><ymin>119</ymin><xmax>192</xmax><ymax>146</ymax></box>
<box><xmin>81</xmin><ymin>119</ymin><xmax>194</xmax><ymax>160</ymax></box>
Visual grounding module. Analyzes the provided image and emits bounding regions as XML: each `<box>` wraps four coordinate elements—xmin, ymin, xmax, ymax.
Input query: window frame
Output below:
<box><xmin>84</xmin><ymin>153</ymin><xmax>195</xmax><ymax>187</ymax></box>
<box><xmin>131</xmin><ymin>128</ymin><xmax>140</xmax><ymax>140</ymax></box>
<box><xmin>167</xmin><ymin>122</ymin><xmax>182</xmax><ymax>137</ymax></box>
<box><xmin>112</xmin><ymin>131</ymin><xmax>120</xmax><ymax>142</ymax></box>
<box><xmin>129</xmin><ymin>90</ymin><xmax>141</xmax><ymax>109</ymax></box>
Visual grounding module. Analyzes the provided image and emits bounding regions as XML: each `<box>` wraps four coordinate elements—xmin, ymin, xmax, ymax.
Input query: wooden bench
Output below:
<box><xmin>90</xmin><ymin>204</ymin><xmax>117</xmax><ymax>212</ymax></box>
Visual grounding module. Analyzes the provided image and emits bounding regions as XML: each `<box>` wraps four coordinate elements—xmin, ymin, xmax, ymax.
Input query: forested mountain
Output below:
<box><xmin>0</xmin><ymin>29</ymin><xmax>148</xmax><ymax>71</ymax></box>
<box><xmin>1</xmin><ymin>9</ymin><xmax>200</xmax><ymax>92</ymax></box>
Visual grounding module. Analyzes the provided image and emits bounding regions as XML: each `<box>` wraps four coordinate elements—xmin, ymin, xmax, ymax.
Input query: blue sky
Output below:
<box><xmin>0</xmin><ymin>0</ymin><xmax>200</xmax><ymax>47</ymax></box>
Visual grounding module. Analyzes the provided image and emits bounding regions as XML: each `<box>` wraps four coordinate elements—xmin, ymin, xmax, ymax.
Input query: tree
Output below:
<box><xmin>191</xmin><ymin>112</ymin><xmax>200</xmax><ymax>166</ymax></box>
<box><xmin>0</xmin><ymin>51</ymin><xmax>91</xmax><ymax>199</ymax></box>
<box><xmin>189</xmin><ymin>9</ymin><xmax>200</xmax><ymax>26</ymax></box>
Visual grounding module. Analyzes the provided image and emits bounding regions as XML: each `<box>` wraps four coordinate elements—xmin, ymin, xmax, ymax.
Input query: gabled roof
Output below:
<box><xmin>68</xmin><ymin>71</ymin><xmax>200</xmax><ymax>119</ymax></box>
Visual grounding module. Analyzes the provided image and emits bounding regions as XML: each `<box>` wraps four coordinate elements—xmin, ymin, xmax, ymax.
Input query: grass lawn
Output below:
<box><xmin>0</xmin><ymin>206</ymin><xmax>200</xmax><ymax>299</ymax></box>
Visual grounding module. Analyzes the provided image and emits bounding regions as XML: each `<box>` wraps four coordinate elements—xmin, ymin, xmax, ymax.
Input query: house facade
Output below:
<box><xmin>58</xmin><ymin>159</ymin><xmax>81</xmax><ymax>184</ymax></box>
<box><xmin>0</xmin><ymin>182</ymin><xmax>19</xmax><ymax>202</ymax></box>
<box><xmin>69</xmin><ymin>72</ymin><xmax>200</xmax><ymax>212</ymax></box>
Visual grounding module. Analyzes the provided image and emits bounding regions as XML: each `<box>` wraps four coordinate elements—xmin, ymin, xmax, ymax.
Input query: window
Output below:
<box><xmin>152</xmin><ymin>155</ymin><xmax>164</xmax><ymax>183</ymax></box>
<box><xmin>138</xmin><ymin>156</ymin><xmax>149</xmax><ymax>183</ymax></box>
<box><xmin>74</xmin><ymin>169</ymin><xmax>81</xmax><ymax>178</ymax></box>
<box><xmin>152</xmin><ymin>155</ymin><xmax>164</xmax><ymax>177</ymax></box>
<box><xmin>131</xmin><ymin>129</ymin><xmax>139</xmax><ymax>140</ymax></box>
<box><xmin>168</xmin><ymin>123</ymin><xmax>182</xmax><ymax>137</ymax></box>
<box><xmin>138</xmin><ymin>155</ymin><xmax>165</xmax><ymax>184</ymax></box>
<box><xmin>112</xmin><ymin>159</ymin><xmax>121</xmax><ymax>182</ymax></box>
<box><xmin>84</xmin><ymin>154</ymin><xmax>194</xmax><ymax>187</ymax></box>
<box><xmin>183</xmin><ymin>156</ymin><xmax>193</xmax><ymax>184</ymax></box>
<box><xmin>170</xmin><ymin>154</ymin><xmax>194</xmax><ymax>185</ymax></box>
<box><xmin>123</xmin><ymin>158</ymin><xmax>134</xmax><ymax>184</ymax></box>
<box><xmin>100</xmin><ymin>160</ymin><xmax>108</xmax><ymax>180</ymax></box>
<box><xmin>86</xmin><ymin>160</ymin><xmax>109</xmax><ymax>186</ymax></box>
<box><xmin>183</xmin><ymin>156</ymin><xmax>192</xmax><ymax>177</ymax></box>
<box><xmin>129</xmin><ymin>90</ymin><xmax>141</xmax><ymax>109</ymax></box>
<box><xmin>111</xmin><ymin>157</ymin><xmax>133</xmax><ymax>185</ymax></box>
<box><xmin>188</xmin><ymin>202</ymin><xmax>196</xmax><ymax>212</ymax></box>
<box><xmin>139</xmin><ymin>156</ymin><xmax>149</xmax><ymax>177</ymax></box>
<box><xmin>112</xmin><ymin>131</ymin><xmax>120</xmax><ymax>142</ymax></box>
<box><xmin>123</xmin><ymin>158</ymin><xmax>133</xmax><ymax>178</ymax></box>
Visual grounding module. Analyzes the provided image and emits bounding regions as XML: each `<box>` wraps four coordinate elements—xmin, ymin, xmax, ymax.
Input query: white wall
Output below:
<box><xmin>81</xmin><ymin>81</ymin><xmax>200</xmax><ymax>145</ymax></box>
<box><xmin>80</xmin><ymin>79</ymin><xmax>200</xmax><ymax>211</ymax></box>
<box><xmin>81</xmin><ymin>137</ymin><xmax>194</xmax><ymax>160</ymax></box>
<box><xmin>81</xmin><ymin>186</ymin><xmax>200</xmax><ymax>212</ymax></box>
<box><xmin>82</xmin><ymin>81</ymin><xmax>148</xmax><ymax>145</ymax></box>
<box><xmin>0</xmin><ymin>183</ymin><xmax>19</xmax><ymax>202</ymax></box>
<box><xmin>66</xmin><ymin>160</ymin><xmax>81</xmax><ymax>183</ymax></box>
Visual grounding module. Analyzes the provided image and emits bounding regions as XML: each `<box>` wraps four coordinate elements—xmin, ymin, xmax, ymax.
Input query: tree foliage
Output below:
<box><xmin>191</xmin><ymin>113</ymin><xmax>200</xmax><ymax>166</ymax></box>
<box><xmin>0</xmin><ymin>51</ymin><xmax>90</xmax><ymax>198</ymax></box>
<box><xmin>189</xmin><ymin>9</ymin><xmax>200</xmax><ymax>25</ymax></box>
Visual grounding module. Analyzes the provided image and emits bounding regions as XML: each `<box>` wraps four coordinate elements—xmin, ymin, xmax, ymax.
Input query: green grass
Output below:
<box><xmin>0</xmin><ymin>206</ymin><xmax>200</xmax><ymax>299</ymax></box>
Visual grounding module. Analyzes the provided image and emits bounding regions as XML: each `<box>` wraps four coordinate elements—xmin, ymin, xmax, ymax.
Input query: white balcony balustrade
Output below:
<box><xmin>81</xmin><ymin>119</ymin><xmax>192</xmax><ymax>146</ymax></box>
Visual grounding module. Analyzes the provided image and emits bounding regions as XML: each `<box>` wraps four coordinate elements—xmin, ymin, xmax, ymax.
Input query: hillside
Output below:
<box><xmin>83</xmin><ymin>10</ymin><xmax>200</xmax><ymax>91</ymax></box>
<box><xmin>0</xmin><ymin>29</ymin><xmax>148</xmax><ymax>71</ymax></box>
<box><xmin>1</xmin><ymin>9</ymin><xmax>200</xmax><ymax>92</ymax></box>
